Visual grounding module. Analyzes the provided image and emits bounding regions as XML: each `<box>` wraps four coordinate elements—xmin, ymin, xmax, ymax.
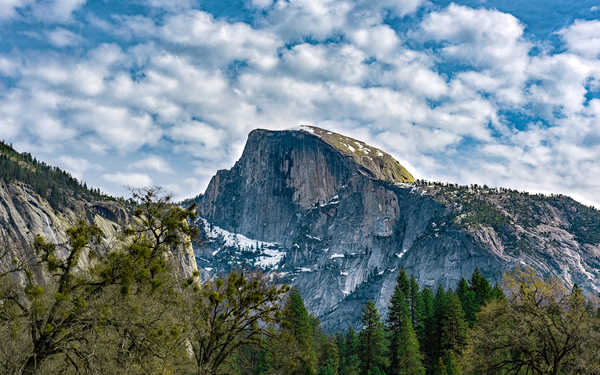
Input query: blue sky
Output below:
<box><xmin>0</xmin><ymin>0</ymin><xmax>599</xmax><ymax>206</ymax></box>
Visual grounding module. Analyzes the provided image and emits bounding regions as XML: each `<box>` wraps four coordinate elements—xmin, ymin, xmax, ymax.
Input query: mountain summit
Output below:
<box><xmin>195</xmin><ymin>126</ymin><xmax>600</xmax><ymax>331</ymax></box>
<box><xmin>298</xmin><ymin>125</ymin><xmax>415</xmax><ymax>184</ymax></box>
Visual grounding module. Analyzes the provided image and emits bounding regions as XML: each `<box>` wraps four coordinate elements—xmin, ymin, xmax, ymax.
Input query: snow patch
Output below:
<box><xmin>199</xmin><ymin>218</ymin><xmax>277</xmax><ymax>250</ymax></box>
<box><xmin>256</xmin><ymin>249</ymin><xmax>285</xmax><ymax>268</ymax></box>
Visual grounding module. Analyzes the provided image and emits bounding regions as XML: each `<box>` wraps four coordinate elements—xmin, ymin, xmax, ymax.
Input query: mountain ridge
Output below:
<box><xmin>194</xmin><ymin>126</ymin><xmax>600</xmax><ymax>331</ymax></box>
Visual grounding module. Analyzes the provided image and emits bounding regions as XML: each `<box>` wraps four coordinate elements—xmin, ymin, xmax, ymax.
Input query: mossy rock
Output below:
<box><xmin>300</xmin><ymin>126</ymin><xmax>415</xmax><ymax>184</ymax></box>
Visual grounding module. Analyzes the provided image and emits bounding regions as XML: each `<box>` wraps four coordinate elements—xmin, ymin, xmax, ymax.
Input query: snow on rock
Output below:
<box><xmin>198</xmin><ymin>217</ymin><xmax>285</xmax><ymax>269</ymax></box>
<box><xmin>199</xmin><ymin>218</ymin><xmax>277</xmax><ymax>251</ymax></box>
<box><xmin>256</xmin><ymin>249</ymin><xmax>285</xmax><ymax>268</ymax></box>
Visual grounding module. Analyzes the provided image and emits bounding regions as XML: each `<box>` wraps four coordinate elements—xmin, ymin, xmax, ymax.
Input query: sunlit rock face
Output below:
<box><xmin>196</xmin><ymin>126</ymin><xmax>600</xmax><ymax>331</ymax></box>
<box><xmin>0</xmin><ymin>180</ymin><xmax>198</xmax><ymax>282</ymax></box>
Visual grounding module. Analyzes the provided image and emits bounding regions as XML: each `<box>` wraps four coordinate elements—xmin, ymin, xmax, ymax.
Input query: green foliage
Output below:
<box><xmin>185</xmin><ymin>271</ymin><xmax>288</xmax><ymax>375</ymax></box>
<box><xmin>359</xmin><ymin>301</ymin><xmax>389</xmax><ymax>375</ymax></box>
<box><xmin>463</xmin><ymin>267</ymin><xmax>600</xmax><ymax>375</ymax></box>
<box><xmin>268</xmin><ymin>289</ymin><xmax>318</xmax><ymax>375</ymax></box>
<box><xmin>387</xmin><ymin>274</ymin><xmax>425</xmax><ymax>375</ymax></box>
<box><xmin>340</xmin><ymin>327</ymin><xmax>360</xmax><ymax>375</ymax></box>
<box><xmin>460</xmin><ymin>199</ymin><xmax>510</xmax><ymax>231</ymax></box>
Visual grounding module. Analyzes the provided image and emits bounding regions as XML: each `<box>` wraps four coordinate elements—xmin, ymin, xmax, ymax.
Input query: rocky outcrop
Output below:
<box><xmin>195</xmin><ymin>126</ymin><xmax>600</xmax><ymax>331</ymax></box>
<box><xmin>0</xmin><ymin>180</ymin><xmax>198</xmax><ymax>279</ymax></box>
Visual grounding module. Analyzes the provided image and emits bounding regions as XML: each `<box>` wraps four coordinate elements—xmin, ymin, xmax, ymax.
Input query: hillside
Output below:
<box><xmin>193</xmin><ymin>126</ymin><xmax>600</xmax><ymax>331</ymax></box>
<box><xmin>0</xmin><ymin>141</ymin><xmax>197</xmax><ymax>279</ymax></box>
<box><xmin>0</xmin><ymin>141</ymin><xmax>112</xmax><ymax>209</ymax></box>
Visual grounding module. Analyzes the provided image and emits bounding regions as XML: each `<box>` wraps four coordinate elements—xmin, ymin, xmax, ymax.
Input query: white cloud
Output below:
<box><xmin>32</xmin><ymin>0</ymin><xmax>86</xmax><ymax>22</ymax></box>
<box><xmin>73</xmin><ymin>105</ymin><xmax>161</xmax><ymax>150</ymax></box>
<box><xmin>1</xmin><ymin>0</ymin><xmax>600</xmax><ymax>206</ymax></box>
<box><xmin>132</xmin><ymin>156</ymin><xmax>172</xmax><ymax>173</ymax></box>
<box><xmin>559</xmin><ymin>20</ymin><xmax>600</xmax><ymax>59</ymax></box>
<box><xmin>57</xmin><ymin>155</ymin><xmax>95</xmax><ymax>180</ymax></box>
<box><xmin>158</xmin><ymin>11</ymin><xmax>282</xmax><ymax>69</ymax></box>
<box><xmin>46</xmin><ymin>27</ymin><xmax>84</xmax><ymax>47</ymax></box>
<box><xmin>251</xmin><ymin>0</ymin><xmax>273</xmax><ymax>8</ymax></box>
<box><xmin>421</xmin><ymin>4</ymin><xmax>530</xmax><ymax>106</ymax></box>
<box><xmin>169</xmin><ymin>121</ymin><xmax>226</xmax><ymax>150</ymax></box>
<box><xmin>0</xmin><ymin>0</ymin><xmax>31</xmax><ymax>20</ymax></box>
<box><xmin>0</xmin><ymin>56</ymin><xmax>18</xmax><ymax>76</ymax></box>
<box><xmin>102</xmin><ymin>172</ymin><xmax>153</xmax><ymax>188</ymax></box>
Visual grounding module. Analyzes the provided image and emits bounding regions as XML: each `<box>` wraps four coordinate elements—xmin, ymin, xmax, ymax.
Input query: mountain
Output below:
<box><xmin>194</xmin><ymin>126</ymin><xmax>600</xmax><ymax>331</ymax></box>
<box><xmin>0</xmin><ymin>141</ymin><xmax>197</xmax><ymax>279</ymax></box>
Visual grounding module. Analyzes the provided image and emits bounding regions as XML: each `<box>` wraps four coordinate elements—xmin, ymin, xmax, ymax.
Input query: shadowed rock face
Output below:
<box><xmin>195</xmin><ymin>126</ymin><xmax>600</xmax><ymax>331</ymax></box>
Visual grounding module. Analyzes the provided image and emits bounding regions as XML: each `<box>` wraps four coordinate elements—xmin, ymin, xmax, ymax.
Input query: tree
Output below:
<box><xmin>387</xmin><ymin>279</ymin><xmax>425</xmax><ymax>375</ymax></box>
<box><xmin>0</xmin><ymin>187</ymin><xmax>199</xmax><ymax>374</ymax></box>
<box><xmin>185</xmin><ymin>271</ymin><xmax>288</xmax><ymax>375</ymax></box>
<box><xmin>455</xmin><ymin>278</ymin><xmax>477</xmax><ymax>325</ymax></box>
<box><xmin>470</xmin><ymin>268</ymin><xmax>492</xmax><ymax>309</ymax></box>
<box><xmin>341</xmin><ymin>327</ymin><xmax>360</xmax><ymax>375</ymax></box>
<box><xmin>358</xmin><ymin>301</ymin><xmax>388</xmax><ymax>375</ymax></box>
<box><xmin>463</xmin><ymin>267</ymin><xmax>600</xmax><ymax>375</ymax></box>
<box><xmin>317</xmin><ymin>334</ymin><xmax>339</xmax><ymax>375</ymax></box>
<box><xmin>270</xmin><ymin>288</ymin><xmax>317</xmax><ymax>375</ymax></box>
<box><xmin>419</xmin><ymin>287</ymin><xmax>434</xmax><ymax>356</ymax></box>
<box><xmin>438</xmin><ymin>293</ymin><xmax>467</xmax><ymax>357</ymax></box>
<box><xmin>409</xmin><ymin>276</ymin><xmax>424</xmax><ymax>335</ymax></box>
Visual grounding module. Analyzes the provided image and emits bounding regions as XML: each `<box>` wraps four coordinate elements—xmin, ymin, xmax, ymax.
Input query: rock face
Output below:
<box><xmin>195</xmin><ymin>126</ymin><xmax>600</xmax><ymax>331</ymax></box>
<box><xmin>0</xmin><ymin>182</ymin><xmax>197</xmax><ymax>281</ymax></box>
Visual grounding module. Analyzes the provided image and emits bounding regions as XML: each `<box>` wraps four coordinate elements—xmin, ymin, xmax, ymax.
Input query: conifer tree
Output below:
<box><xmin>396</xmin><ymin>269</ymin><xmax>410</xmax><ymax>298</ymax></box>
<box><xmin>271</xmin><ymin>289</ymin><xmax>317</xmax><ymax>374</ymax></box>
<box><xmin>428</xmin><ymin>285</ymin><xmax>448</xmax><ymax>370</ymax></box>
<box><xmin>419</xmin><ymin>286</ymin><xmax>434</xmax><ymax>353</ymax></box>
<box><xmin>317</xmin><ymin>335</ymin><xmax>339</xmax><ymax>375</ymax></box>
<box><xmin>342</xmin><ymin>327</ymin><xmax>360</xmax><ymax>375</ymax></box>
<box><xmin>409</xmin><ymin>276</ymin><xmax>424</xmax><ymax>332</ymax></box>
<box><xmin>442</xmin><ymin>351</ymin><xmax>461</xmax><ymax>375</ymax></box>
<box><xmin>358</xmin><ymin>301</ymin><xmax>388</xmax><ymax>375</ymax></box>
<box><xmin>470</xmin><ymin>269</ymin><xmax>492</xmax><ymax>308</ymax></box>
<box><xmin>439</xmin><ymin>292</ymin><xmax>467</xmax><ymax>357</ymax></box>
<box><xmin>387</xmin><ymin>280</ymin><xmax>425</xmax><ymax>375</ymax></box>
<box><xmin>456</xmin><ymin>278</ymin><xmax>477</xmax><ymax>325</ymax></box>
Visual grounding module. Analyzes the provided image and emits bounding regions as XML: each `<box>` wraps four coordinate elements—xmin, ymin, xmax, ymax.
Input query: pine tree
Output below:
<box><xmin>442</xmin><ymin>351</ymin><xmax>461</xmax><ymax>375</ymax></box>
<box><xmin>396</xmin><ymin>302</ymin><xmax>425</xmax><ymax>375</ymax></box>
<box><xmin>342</xmin><ymin>327</ymin><xmax>360</xmax><ymax>375</ymax></box>
<box><xmin>419</xmin><ymin>287</ymin><xmax>434</xmax><ymax>352</ymax></box>
<box><xmin>470</xmin><ymin>269</ymin><xmax>492</xmax><ymax>308</ymax></box>
<box><xmin>427</xmin><ymin>285</ymin><xmax>448</xmax><ymax>372</ymax></box>
<box><xmin>274</xmin><ymin>289</ymin><xmax>317</xmax><ymax>374</ymax></box>
<box><xmin>409</xmin><ymin>276</ymin><xmax>424</xmax><ymax>332</ymax></box>
<box><xmin>490</xmin><ymin>283</ymin><xmax>505</xmax><ymax>300</ymax></box>
<box><xmin>439</xmin><ymin>293</ymin><xmax>467</xmax><ymax>357</ymax></box>
<box><xmin>317</xmin><ymin>335</ymin><xmax>339</xmax><ymax>375</ymax></box>
<box><xmin>358</xmin><ymin>301</ymin><xmax>388</xmax><ymax>375</ymax></box>
<box><xmin>397</xmin><ymin>269</ymin><xmax>410</xmax><ymax>298</ymax></box>
<box><xmin>456</xmin><ymin>278</ymin><xmax>477</xmax><ymax>325</ymax></box>
<box><xmin>387</xmin><ymin>280</ymin><xmax>425</xmax><ymax>375</ymax></box>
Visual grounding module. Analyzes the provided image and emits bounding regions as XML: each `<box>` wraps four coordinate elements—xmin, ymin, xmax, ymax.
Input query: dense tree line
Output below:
<box><xmin>1</xmin><ymin>188</ymin><xmax>600</xmax><ymax>374</ymax></box>
<box><xmin>0</xmin><ymin>141</ymin><xmax>113</xmax><ymax>208</ymax></box>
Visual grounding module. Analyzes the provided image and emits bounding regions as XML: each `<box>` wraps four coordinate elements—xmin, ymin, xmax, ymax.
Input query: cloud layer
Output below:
<box><xmin>0</xmin><ymin>0</ymin><xmax>599</xmax><ymax>206</ymax></box>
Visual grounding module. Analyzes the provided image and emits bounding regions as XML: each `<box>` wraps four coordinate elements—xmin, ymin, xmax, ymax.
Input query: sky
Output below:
<box><xmin>0</xmin><ymin>0</ymin><xmax>599</xmax><ymax>206</ymax></box>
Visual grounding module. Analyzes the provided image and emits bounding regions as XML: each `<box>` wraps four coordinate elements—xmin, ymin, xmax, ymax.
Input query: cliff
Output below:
<box><xmin>195</xmin><ymin>126</ymin><xmax>600</xmax><ymax>331</ymax></box>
